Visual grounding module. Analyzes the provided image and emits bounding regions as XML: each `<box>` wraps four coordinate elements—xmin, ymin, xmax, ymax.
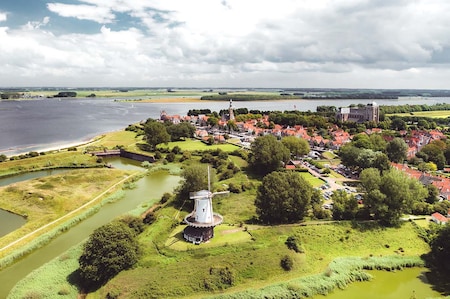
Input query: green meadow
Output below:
<box><xmin>157</xmin><ymin>139</ymin><xmax>241</xmax><ymax>152</ymax></box>
<box><xmin>388</xmin><ymin>110</ymin><xmax>450</xmax><ymax>118</ymax></box>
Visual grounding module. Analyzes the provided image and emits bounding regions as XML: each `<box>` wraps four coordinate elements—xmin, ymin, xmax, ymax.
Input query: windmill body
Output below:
<box><xmin>183</xmin><ymin>189</ymin><xmax>225</xmax><ymax>244</ymax></box>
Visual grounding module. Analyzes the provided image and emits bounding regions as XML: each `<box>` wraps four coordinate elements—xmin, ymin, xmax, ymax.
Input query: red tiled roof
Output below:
<box><xmin>431</xmin><ymin>212</ymin><xmax>448</xmax><ymax>223</ymax></box>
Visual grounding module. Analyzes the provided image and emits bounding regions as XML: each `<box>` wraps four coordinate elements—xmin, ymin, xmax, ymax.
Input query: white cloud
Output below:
<box><xmin>0</xmin><ymin>12</ymin><xmax>7</xmax><ymax>22</ymax></box>
<box><xmin>1</xmin><ymin>0</ymin><xmax>450</xmax><ymax>88</ymax></box>
<box><xmin>47</xmin><ymin>3</ymin><xmax>115</xmax><ymax>23</ymax></box>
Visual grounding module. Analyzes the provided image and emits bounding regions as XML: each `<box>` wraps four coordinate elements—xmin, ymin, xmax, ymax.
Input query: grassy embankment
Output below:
<box><xmin>0</xmin><ymin>151</ymin><xmax>101</xmax><ymax>178</ymax></box>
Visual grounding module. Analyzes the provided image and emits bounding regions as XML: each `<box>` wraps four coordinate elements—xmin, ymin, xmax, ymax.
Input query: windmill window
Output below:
<box><xmin>203</xmin><ymin>208</ymin><xmax>205</xmax><ymax>212</ymax></box>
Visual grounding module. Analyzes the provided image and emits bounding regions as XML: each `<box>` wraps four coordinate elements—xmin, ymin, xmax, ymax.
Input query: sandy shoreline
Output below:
<box><xmin>0</xmin><ymin>135</ymin><xmax>103</xmax><ymax>157</ymax></box>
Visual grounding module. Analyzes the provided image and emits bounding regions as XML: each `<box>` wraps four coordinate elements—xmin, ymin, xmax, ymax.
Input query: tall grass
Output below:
<box><xmin>7</xmin><ymin>245</ymin><xmax>83</xmax><ymax>299</ymax></box>
<box><xmin>210</xmin><ymin>256</ymin><xmax>424</xmax><ymax>299</ymax></box>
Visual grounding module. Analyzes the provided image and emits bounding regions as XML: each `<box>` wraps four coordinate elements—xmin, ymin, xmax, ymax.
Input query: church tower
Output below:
<box><xmin>228</xmin><ymin>99</ymin><xmax>235</xmax><ymax>121</ymax></box>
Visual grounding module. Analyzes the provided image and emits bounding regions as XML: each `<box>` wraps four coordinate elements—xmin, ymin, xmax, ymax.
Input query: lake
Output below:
<box><xmin>2</xmin><ymin>96</ymin><xmax>450</xmax><ymax>155</ymax></box>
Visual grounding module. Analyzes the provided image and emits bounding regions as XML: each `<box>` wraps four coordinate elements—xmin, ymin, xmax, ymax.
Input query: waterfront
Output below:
<box><xmin>2</xmin><ymin>97</ymin><xmax>450</xmax><ymax>155</ymax></box>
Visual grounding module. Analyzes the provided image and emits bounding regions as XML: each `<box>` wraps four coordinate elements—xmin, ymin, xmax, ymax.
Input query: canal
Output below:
<box><xmin>0</xmin><ymin>158</ymin><xmax>181</xmax><ymax>298</ymax></box>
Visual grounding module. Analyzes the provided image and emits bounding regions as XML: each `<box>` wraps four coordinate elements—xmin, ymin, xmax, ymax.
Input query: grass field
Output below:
<box><xmin>0</xmin><ymin>168</ymin><xmax>135</xmax><ymax>258</ymax></box>
<box><xmin>157</xmin><ymin>139</ymin><xmax>241</xmax><ymax>152</ymax></box>
<box><xmin>80</xmin><ymin>130</ymin><xmax>143</xmax><ymax>151</ymax></box>
<box><xmin>93</xmin><ymin>220</ymin><xmax>429</xmax><ymax>299</ymax></box>
<box><xmin>388</xmin><ymin>110</ymin><xmax>450</xmax><ymax>118</ymax></box>
<box><xmin>299</xmin><ymin>172</ymin><xmax>326</xmax><ymax>187</ymax></box>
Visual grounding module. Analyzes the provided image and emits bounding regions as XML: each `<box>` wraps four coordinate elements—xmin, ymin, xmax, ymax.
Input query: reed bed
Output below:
<box><xmin>210</xmin><ymin>255</ymin><xmax>424</xmax><ymax>299</ymax></box>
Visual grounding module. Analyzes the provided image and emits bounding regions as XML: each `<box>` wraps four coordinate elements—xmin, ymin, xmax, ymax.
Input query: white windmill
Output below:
<box><xmin>183</xmin><ymin>167</ymin><xmax>228</xmax><ymax>244</ymax></box>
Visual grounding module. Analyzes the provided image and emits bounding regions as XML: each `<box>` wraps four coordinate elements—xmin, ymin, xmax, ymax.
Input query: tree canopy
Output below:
<box><xmin>144</xmin><ymin>119</ymin><xmax>171</xmax><ymax>150</ymax></box>
<box><xmin>385</xmin><ymin>137</ymin><xmax>408</xmax><ymax>163</ymax></box>
<box><xmin>176</xmin><ymin>164</ymin><xmax>215</xmax><ymax>201</ymax></box>
<box><xmin>281</xmin><ymin>136</ymin><xmax>310</xmax><ymax>158</ymax></box>
<box><xmin>78</xmin><ymin>221</ymin><xmax>141</xmax><ymax>289</ymax></box>
<box><xmin>331</xmin><ymin>189</ymin><xmax>358</xmax><ymax>220</ymax></box>
<box><xmin>166</xmin><ymin>122</ymin><xmax>195</xmax><ymax>141</ymax></box>
<box><xmin>255</xmin><ymin>171</ymin><xmax>314</xmax><ymax>224</ymax></box>
<box><xmin>359</xmin><ymin>167</ymin><xmax>427</xmax><ymax>226</ymax></box>
<box><xmin>249</xmin><ymin>135</ymin><xmax>290</xmax><ymax>175</ymax></box>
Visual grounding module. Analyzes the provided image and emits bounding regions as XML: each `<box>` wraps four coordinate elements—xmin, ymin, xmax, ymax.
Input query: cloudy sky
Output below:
<box><xmin>1</xmin><ymin>0</ymin><xmax>450</xmax><ymax>89</ymax></box>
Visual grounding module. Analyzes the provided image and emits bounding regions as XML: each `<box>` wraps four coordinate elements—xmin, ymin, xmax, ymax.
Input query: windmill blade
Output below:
<box><xmin>212</xmin><ymin>191</ymin><xmax>230</xmax><ymax>196</ymax></box>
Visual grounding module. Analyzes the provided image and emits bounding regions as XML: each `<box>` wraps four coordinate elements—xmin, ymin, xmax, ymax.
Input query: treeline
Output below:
<box><xmin>200</xmin><ymin>94</ymin><xmax>298</xmax><ymax>101</ymax></box>
<box><xmin>380</xmin><ymin>103</ymin><xmax>450</xmax><ymax>114</ymax></box>
<box><xmin>303</xmin><ymin>93</ymin><xmax>398</xmax><ymax>100</ymax></box>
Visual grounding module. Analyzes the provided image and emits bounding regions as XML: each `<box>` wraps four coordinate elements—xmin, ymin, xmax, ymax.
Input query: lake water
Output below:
<box><xmin>2</xmin><ymin>96</ymin><xmax>450</xmax><ymax>155</ymax></box>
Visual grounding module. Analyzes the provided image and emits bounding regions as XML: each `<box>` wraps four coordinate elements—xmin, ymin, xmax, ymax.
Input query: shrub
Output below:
<box><xmin>228</xmin><ymin>182</ymin><xmax>242</xmax><ymax>193</ymax></box>
<box><xmin>160</xmin><ymin>192</ymin><xmax>172</xmax><ymax>204</ymax></box>
<box><xmin>204</xmin><ymin>266</ymin><xmax>235</xmax><ymax>291</ymax></box>
<box><xmin>141</xmin><ymin>161</ymin><xmax>152</xmax><ymax>168</ymax></box>
<box><xmin>119</xmin><ymin>215</ymin><xmax>145</xmax><ymax>234</ymax></box>
<box><xmin>143</xmin><ymin>212</ymin><xmax>156</xmax><ymax>224</ymax></box>
<box><xmin>166</xmin><ymin>152</ymin><xmax>176</xmax><ymax>162</ymax></box>
<box><xmin>285</xmin><ymin>235</ymin><xmax>304</xmax><ymax>253</ymax></box>
<box><xmin>280</xmin><ymin>255</ymin><xmax>294</xmax><ymax>271</ymax></box>
<box><xmin>154</xmin><ymin>151</ymin><xmax>162</xmax><ymax>159</ymax></box>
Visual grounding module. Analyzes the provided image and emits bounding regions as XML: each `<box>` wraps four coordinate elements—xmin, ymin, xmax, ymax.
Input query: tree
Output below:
<box><xmin>166</xmin><ymin>122</ymin><xmax>195</xmax><ymax>141</ymax></box>
<box><xmin>386</xmin><ymin>137</ymin><xmax>408</xmax><ymax>163</ymax></box>
<box><xmin>429</xmin><ymin>225</ymin><xmax>450</xmax><ymax>273</ymax></box>
<box><xmin>331</xmin><ymin>189</ymin><xmax>358</xmax><ymax>220</ymax></box>
<box><xmin>176</xmin><ymin>164</ymin><xmax>214</xmax><ymax>200</ymax></box>
<box><xmin>391</xmin><ymin>118</ymin><xmax>407</xmax><ymax>131</ymax></box>
<box><xmin>249</xmin><ymin>135</ymin><xmax>290</xmax><ymax>175</ymax></box>
<box><xmin>78</xmin><ymin>221</ymin><xmax>140</xmax><ymax>289</ymax></box>
<box><xmin>419</xmin><ymin>142</ymin><xmax>446</xmax><ymax>169</ymax></box>
<box><xmin>281</xmin><ymin>136</ymin><xmax>310</xmax><ymax>158</ymax></box>
<box><xmin>339</xmin><ymin>144</ymin><xmax>362</xmax><ymax>169</ymax></box>
<box><xmin>255</xmin><ymin>171</ymin><xmax>313</xmax><ymax>224</ymax></box>
<box><xmin>352</xmin><ymin>134</ymin><xmax>372</xmax><ymax>149</ymax></box>
<box><xmin>425</xmin><ymin>184</ymin><xmax>439</xmax><ymax>204</ymax></box>
<box><xmin>143</xmin><ymin>120</ymin><xmax>170</xmax><ymax>150</ymax></box>
<box><xmin>360</xmin><ymin>168</ymin><xmax>427</xmax><ymax>226</ymax></box>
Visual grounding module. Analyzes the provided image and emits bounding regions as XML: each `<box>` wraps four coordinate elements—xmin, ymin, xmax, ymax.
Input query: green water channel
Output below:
<box><xmin>0</xmin><ymin>158</ymin><xmax>181</xmax><ymax>298</ymax></box>
<box><xmin>317</xmin><ymin>268</ymin><xmax>444</xmax><ymax>299</ymax></box>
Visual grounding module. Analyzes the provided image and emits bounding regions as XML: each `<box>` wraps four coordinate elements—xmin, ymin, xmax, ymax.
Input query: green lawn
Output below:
<box><xmin>158</xmin><ymin>139</ymin><xmax>241</xmax><ymax>152</ymax></box>
<box><xmin>299</xmin><ymin>172</ymin><xmax>326</xmax><ymax>187</ymax></box>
